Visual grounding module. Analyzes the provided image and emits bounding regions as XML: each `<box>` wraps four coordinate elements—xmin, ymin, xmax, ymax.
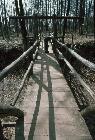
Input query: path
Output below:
<box><xmin>20</xmin><ymin>41</ymin><xmax>92</xmax><ymax>140</ymax></box>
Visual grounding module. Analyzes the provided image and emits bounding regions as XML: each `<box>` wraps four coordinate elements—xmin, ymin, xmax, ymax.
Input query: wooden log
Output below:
<box><xmin>2</xmin><ymin>122</ymin><xmax>16</xmax><ymax>128</ymax></box>
<box><xmin>81</xmin><ymin>104</ymin><xmax>95</xmax><ymax>140</ymax></box>
<box><xmin>9</xmin><ymin>16</ymin><xmax>82</xmax><ymax>20</ymax></box>
<box><xmin>0</xmin><ymin>40</ymin><xmax>39</xmax><ymax>81</ymax></box>
<box><xmin>0</xmin><ymin>120</ymin><xmax>5</xmax><ymax>140</ymax></box>
<box><xmin>0</xmin><ymin>105</ymin><xmax>24</xmax><ymax>118</ymax></box>
<box><xmin>56</xmin><ymin>40</ymin><xmax>95</xmax><ymax>71</ymax></box>
<box><xmin>11</xmin><ymin>48</ymin><xmax>39</xmax><ymax>106</ymax></box>
<box><xmin>0</xmin><ymin>105</ymin><xmax>24</xmax><ymax>140</ymax></box>
<box><xmin>55</xmin><ymin>48</ymin><xmax>95</xmax><ymax>101</ymax></box>
<box><xmin>11</xmin><ymin>61</ymin><xmax>33</xmax><ymax>106</ymax></box>
<box><xmin>81</xmin><ymin>104</ymin><xmax>95</xmax><ymax>117</ymax></box>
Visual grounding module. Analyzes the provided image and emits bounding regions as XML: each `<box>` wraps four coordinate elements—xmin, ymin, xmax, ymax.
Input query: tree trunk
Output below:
<box><xmin>79</xmin><ymin>0</ymin><xmax>85</xmax><ymax>35</ymax></box>
<box><xmin>15</xmin><ymin>0</ymin><xmax>28</xmax><ymax>50</ymax></box>
<box><xmin>62</xmin><ymin>0</ymin><xmax>70</xmax><ymax>43</ymax></box>
<box><xmin>74</xmin><ymin>0</ymin><xmax>79</xmax><ymax>32</ymax></box>
<box><xmin>93</xmin><ymin>0</ymin><xmax>95</xmax><ymax>42</ymax></box>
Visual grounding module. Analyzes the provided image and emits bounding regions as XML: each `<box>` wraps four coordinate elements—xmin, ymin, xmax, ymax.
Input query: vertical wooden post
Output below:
<box><xmin>0</xmin><ymin>120</ymin><xmax>5</xmax><ymax>140</ymax></box>
<box><xmin>44</xmin><ymin>38</ymin><xmax>49</xmax><ymax>53</ymax></box>
<box><xmin>15</xmin><ymin>115</ymin><xmax>24</xmax><ymax>140</ymax></box>
<box><xmin>33</xmin><ymin>14</ymin><xmax>38</xmax><ymax>40</ymax></box>
<box><xmin>53</xmin><ymin>14</ymin><xmax>57</xmax><ymax>39</ymax></box>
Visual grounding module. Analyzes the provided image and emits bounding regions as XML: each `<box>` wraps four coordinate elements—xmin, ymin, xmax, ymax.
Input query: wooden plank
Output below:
<box><xmin>19</xmin><ymin>44</ymin><xmax>92</xmax><ymax>140</ymax></box>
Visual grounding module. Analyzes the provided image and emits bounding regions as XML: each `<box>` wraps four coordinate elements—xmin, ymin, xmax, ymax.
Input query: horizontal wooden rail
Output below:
<box><xmin>55</xmin><ymin>49</ymin><xmax>95</xmax><ymax>101</ymax></box>
<box><xmin>0</xmin><ymin>40</ymin><xmax>39</xmax><ymax>81</ymax></box>
<box><xmin>56</xmin><ymin>40</ymin><xmax>95</xmax><ymax>71</ymax></box>
<box><xmin>0</xmin><ymin>105</ymin><xmax>24</xmax><ymax>118</ymax></box>
<box><xmin>9</xmin><ymin>16</ymin><xmax>82</xmax><ymax>20</ymax></box>
<box><xmin>11</xmin><ymin>48</ymin><xmax>39</xmax><ymax>106</ymax></box>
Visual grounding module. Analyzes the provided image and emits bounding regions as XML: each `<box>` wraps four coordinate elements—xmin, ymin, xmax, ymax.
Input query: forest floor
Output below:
<box><xmin>64</xmin><ymin>33</ymin><xmax>94</xmax><ymax>44</ymax></box>
<box><xmin>0</xmin><ymin>33</ymin><xmax>94</xmax><ymax>49</ymax></box>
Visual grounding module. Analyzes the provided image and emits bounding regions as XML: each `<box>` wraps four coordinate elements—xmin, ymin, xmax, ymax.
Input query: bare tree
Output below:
<box><xmin>93</xmin><ymin>0</ymin><xmax>95</xmax><ymax>41</ymax></box>
<box><xmin>79</xmin><ymin>0</ymin><xmax>85</xmax><ymax>35</ymax></box>
<box><xmin>15</xmin><ymin>0</ymin><xmax>28</xmax><ymax>50</ymax></box>
<box><xmin>62</xmin><ymin>0</ymin><xmax>71</xmax><ymax>42</ymax></box>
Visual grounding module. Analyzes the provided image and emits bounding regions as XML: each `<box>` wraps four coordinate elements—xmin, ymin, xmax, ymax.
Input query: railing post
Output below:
<box><xmin>15</xmin><ymin>116</ymin><xmax>24</xmax><ymax>140</ymax></box>
<box><xmin>53</xmin><ymin>14</ymin><xmax>57</xmax><ymax>39</ymax></box>
<box><xmin>0</xmin><ymin>105</ymin><xmax>24</xmax><ymax>140</ymax></box>
<box><xmin>81</xmin><ymin>104</ymin><xmax>95</xmax><ymax>139</ymax></box>
<box><xmin>44</xmin><ymin>38</ymin><xmax>49</xmax><ymax>53</ymax></box>
<box><xmin>52</xmin><ymin>39</ymin><xmax>56</xmax><ymax>53</ymax></box>
<box><xmin>0</xmin><ymin>120</ymin><xmax>5</xmax><ymax>140</ymax></box>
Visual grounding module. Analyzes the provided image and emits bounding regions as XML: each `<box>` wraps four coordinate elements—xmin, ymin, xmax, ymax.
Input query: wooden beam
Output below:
<box><xmin>55</xmin><ymin>48</ymin><xmax>95</xmax><ymax>101</ymax></box>
<box><xmin>9</xmin><ymin>16</ymin><xmax>82</xmax><ymax>20</ymax></box>
<box><xmin>56</xmin><ymin>40</ymin><xmax>95</xmax><ymax>71</ymax></box>
<box><xmin>0</xmin><ymin>40</ymin><xmax>39</xmax><ymax>81</ymax></box>
<box><xmin>0</xmin><ymin>105</ymin><xmax>24</xmax><ymax>118</ymax></box>
<box><xmin>11</xmin><ymin>48</ymin><xmax>39</xmax><ymax>106</ymax></box>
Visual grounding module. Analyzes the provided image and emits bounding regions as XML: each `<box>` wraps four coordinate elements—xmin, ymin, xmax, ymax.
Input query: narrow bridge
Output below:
<box><xmin>0</xmin><ymin>37</ymin><xmax>95</xmax><ymax>140</ymax></box>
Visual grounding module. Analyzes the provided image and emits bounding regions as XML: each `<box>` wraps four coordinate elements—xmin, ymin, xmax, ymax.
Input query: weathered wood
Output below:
<box><xmin>9</xmin><ymin>16</ymin><xmax>82</xmax><ymax>20</ymax></box>
<box><xmin>0</xmin><ymin>120</ymin><xmax>5</xmax><ymax>140</ymax></box>
<box><xmin>53</xmin><ymin>14</ymin><xmax>58</xmax><ymax>38</ymax></box>
<box><xmin>56</xmin><ymin>40</ymin><xmax>95</xmax><ymax>71</ymax></box>
<box><xmin>55</xmin><ymin>48</ymin><xmax>95</xmax><ymax>101</ymax></box>
<box><xmin>81</xmin><ymin>104</ymin><xmax>95</xmax><ymax>140</ymax></box>
<box><xmin>0</xmin><ymin>41</ymin><xmax>39</xmax><ymax>81</ymax></box>
<box><xmin>0</xmin><ymin>105</ymin><xmax>24</xmax><ymax>118</ymax></box>
<box><xmin>81</xmin><ymin>104</ymin><xmax>95</xmax><ymax>117</ymax></box>
<box><xmin>11</xmin><ymin>49</ymin><xmax>38</xmax><ymax>106</ymax></box>
<box><xmin>0</xmin><ymin>105</ymin><xmax>24</xmax><ymax>140</ymax></box>
<box><xmin>2</xmin><ymin>122</ymin><xmax>16</xmax><ymax>128</ymax></box>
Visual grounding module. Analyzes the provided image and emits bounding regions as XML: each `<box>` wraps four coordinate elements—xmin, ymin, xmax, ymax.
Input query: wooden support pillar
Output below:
<box><xmin>53</xmin><ymin>14</ymin><xmax>57</xmax><ymax>39</ymax></box>
<box><xmin>81</xmin><ymin>104</ymin><xmax>95</xmax><ymax>139</ymax></box>
<box><xmin>44</xmin><ymin>38</ymin><xmax>49</xmax><ymax>53</ymax></box>
<box><xmin>0</xmin><ymin>106</ymin><xmax>24</xmax><ymax>140</ymax></box>
<box><xmin>15</xmin><ymin>116</ymin><xmax>24</xmax><ymax>140</ymax></box>
<box><xmin>0</xmin><ymin>120</ymin><xmax>5</xmax><ymax>140</ymax></box>
<box><xmin>33</xmin><ymin>14</ymin><xmax>38</xmax><ymax>40</ymax></box>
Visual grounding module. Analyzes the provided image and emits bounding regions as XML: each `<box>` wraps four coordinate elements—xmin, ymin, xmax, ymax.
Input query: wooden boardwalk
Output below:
<box><xmin>20</xmin><ymin>42</ymin><xmax>92</xmax><ymax>140</ymax></box>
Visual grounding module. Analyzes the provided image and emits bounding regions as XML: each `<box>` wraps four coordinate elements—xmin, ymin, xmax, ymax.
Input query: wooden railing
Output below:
<box><xmin>0</xmin><ymin>40</ymin><xmax>40</xmax><ymax>139</ymax></box>
<box><xmin>0</xmin><ymin>40</ymin><xmax>39</xmax><ymax>81</ymax></box>
<box><xmin>52</xmin><ymin>39</ymin><xmax>95</xmax><ymax>106</ymax></box>
<box><xmin>0</xmin><ymin>105</ymin><xmax>24</xmax><ymax>140</ymax></box>
<box><xmin>9</xmin><ymin>15</ymin><xmax>82</xmax><ymax>20</ymax></box>
<box><xmin>56</xmin><ymin>40</ymin><xmax>95</xmax><ymax>71</ymax></box>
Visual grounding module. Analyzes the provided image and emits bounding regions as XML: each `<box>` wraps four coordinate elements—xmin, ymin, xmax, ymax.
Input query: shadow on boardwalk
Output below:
<box><xmin>28</xmin><ymin>49</ymin><xmax>56</xmax><ymax>140</ymax></box>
